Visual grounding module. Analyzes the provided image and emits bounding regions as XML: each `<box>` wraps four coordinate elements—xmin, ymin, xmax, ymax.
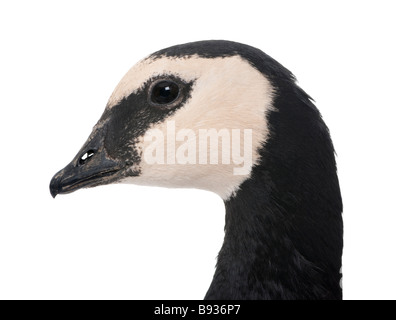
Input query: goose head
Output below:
<box><xmin>50</xmin><ymin>40</ymin><xmax>343</xmax><ymax>300</ymax></box>
<box><xmin>50</xmin><ymin>42</ymin><xmax>273</xmax><ymax>199</ymax></box>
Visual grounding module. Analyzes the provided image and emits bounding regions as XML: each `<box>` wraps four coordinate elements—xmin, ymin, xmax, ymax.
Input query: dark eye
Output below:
<box><xmin>150</xmin><ymin>80</ymin><xmax>180</xmax><ymax>105</ymax></box>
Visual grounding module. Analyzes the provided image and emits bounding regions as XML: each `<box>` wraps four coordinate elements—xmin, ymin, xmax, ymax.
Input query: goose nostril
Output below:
<box><xmin>78</xmin><ymin>149</ymin><xmax>95</xmax><ymax>166</ymax></box>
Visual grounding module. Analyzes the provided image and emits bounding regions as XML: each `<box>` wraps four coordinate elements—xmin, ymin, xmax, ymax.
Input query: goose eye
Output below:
<box><xmin>150</xmin><ymin>80</ymin><xmax>180</xmax><ymax>105</ymax></box>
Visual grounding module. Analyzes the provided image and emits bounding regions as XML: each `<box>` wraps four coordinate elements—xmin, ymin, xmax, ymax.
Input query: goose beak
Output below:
<box><xmin>49</xmin><ymin>127</ymin><xmax>121</xmax><ymax>198</ymax></box>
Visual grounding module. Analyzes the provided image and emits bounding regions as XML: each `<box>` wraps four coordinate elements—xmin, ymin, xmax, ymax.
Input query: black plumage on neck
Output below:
<box><xmin>205</xmin><ymin>82</ymin><xmax>343</xmax><ymax>300</ymax></box>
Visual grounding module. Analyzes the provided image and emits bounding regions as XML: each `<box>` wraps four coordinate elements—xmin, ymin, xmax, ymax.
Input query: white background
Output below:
<box><xmin>0</xmin><ymin>0</ymin><xmax>395</xmax><ymax>300</ymax></box>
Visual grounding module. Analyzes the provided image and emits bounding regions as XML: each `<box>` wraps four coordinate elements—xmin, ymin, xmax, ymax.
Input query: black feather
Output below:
<box><xmin>153</xmin><ymin>40</ymin><xmax>343</xmax><ymax>300</ymax></box>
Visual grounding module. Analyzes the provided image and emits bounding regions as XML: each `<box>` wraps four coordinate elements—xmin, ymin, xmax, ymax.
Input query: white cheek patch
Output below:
<box><xmin>113</xmin><ymin>55</ymin><xmax>274</xmax><ymax>200</ymax></box>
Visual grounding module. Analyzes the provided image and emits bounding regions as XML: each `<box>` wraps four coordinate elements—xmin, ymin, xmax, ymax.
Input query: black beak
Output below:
<box><xmin>49</xmin><ymin>126</ymin><xmax>121</xmax><ymax>198</ymax></box>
